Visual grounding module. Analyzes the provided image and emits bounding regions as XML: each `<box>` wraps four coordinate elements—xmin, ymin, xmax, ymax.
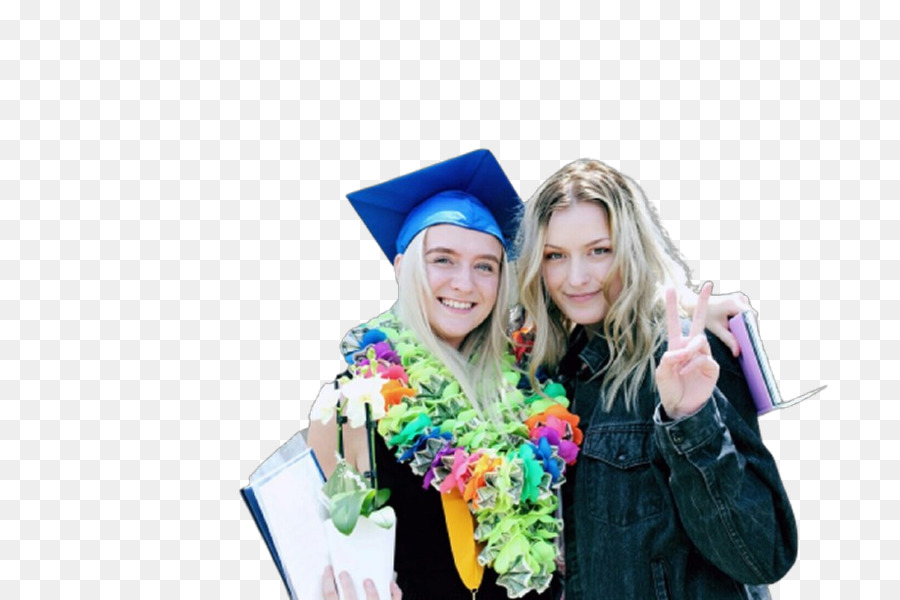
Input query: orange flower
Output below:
<box><xmin>525</xmin><ymin>404</ymin><xmax>583</xmax><ymax>446</ymax></box>
<box><xmin>380</xmin><ymin>379</ymin><xmax>417</xmax><ymax>409</ymax></box>
<box><xmin>463</xmin><ymin>454</ymin><xmax>503</xmax><ymax>508</ymax></box>
<box><xmin>510</xmin><ymin>325</ymin><xmax>534</xmax><ymax>362</ymax></box>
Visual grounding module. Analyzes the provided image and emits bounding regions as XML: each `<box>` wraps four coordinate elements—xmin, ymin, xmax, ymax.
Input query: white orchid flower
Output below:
<box><xmin>312</xmin><ymin>384</ymin><xmax>342</xmax><ymax>424</ymax></box>
<box><xmin>340</xmin><ymin>376</ymin><xmax>388</xmax><ymax>428</ymax></box>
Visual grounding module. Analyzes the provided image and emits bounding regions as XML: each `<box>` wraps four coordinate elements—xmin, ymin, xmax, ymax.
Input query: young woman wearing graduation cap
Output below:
<box><xmin>311</xmin><ymin>149</ymin><xmax>569</xmax><ymax>600</ymax></box>
<box><xmin>309</xmin><ymin>150</ymin><xmax>745</xmax><ymax>600</ymax></box>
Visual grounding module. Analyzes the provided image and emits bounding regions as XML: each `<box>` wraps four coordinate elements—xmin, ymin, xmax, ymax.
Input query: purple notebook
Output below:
<box><xmin>728</xmin><ymin>312</ymin><xmax>824</xmax><ymax>415</ymax></box>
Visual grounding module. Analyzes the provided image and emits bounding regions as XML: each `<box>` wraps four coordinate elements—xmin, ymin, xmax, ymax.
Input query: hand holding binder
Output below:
<box><xmin>728</xmin><ymin>311</ymin><xmax>825</xmax><ymax>415</ymax></box>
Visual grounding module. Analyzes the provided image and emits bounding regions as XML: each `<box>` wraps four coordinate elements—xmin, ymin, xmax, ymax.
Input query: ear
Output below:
<box><xmin>393</xmin><ymin>253</ymin><xmax>403</xmax><ymax>281</ymax></box>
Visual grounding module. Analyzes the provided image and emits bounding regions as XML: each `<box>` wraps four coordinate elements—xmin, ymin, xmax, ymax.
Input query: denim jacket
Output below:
<box><xmin>557</xmin><ymin>325</ymin><xmax>797</xmax><ymax>600</ymax></box>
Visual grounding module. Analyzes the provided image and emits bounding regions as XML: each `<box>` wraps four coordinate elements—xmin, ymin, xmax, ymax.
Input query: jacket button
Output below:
<box><xmin>671</xmin><ymin>432</ymin><xmax>684</xmax><ymax>444</ymax></box>
<box><xmin>616</xmin><ymin>453</ymin><xmax>627</xmax><ymax>462</ymax></box>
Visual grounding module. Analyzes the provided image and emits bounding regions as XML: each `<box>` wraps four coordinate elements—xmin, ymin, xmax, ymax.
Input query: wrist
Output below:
<box><xmin>659</xmin><ymin>398</ymin><xmax>707</xmax><ymax>422</ymax></box>
<box><xmin>654</xmin><ymin>396</ymin><xmax>721</xmax><ymax>455</ymax></box>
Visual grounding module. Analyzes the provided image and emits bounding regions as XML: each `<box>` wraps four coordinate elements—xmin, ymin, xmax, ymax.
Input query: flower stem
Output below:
<box><xmin>335</xmin><ymin>382</ymin><xmax>346</xmax><ymax>459</ymax></box>
<box><xmin>364</xmin><ymin>402</ymin><xmax>377</xmax><ymax>490</ymax></box>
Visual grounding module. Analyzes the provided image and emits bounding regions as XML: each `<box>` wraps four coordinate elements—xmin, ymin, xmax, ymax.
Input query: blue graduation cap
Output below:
<box><xmin>347</xmin><ymin>149</ymin><xmax>522</xmax><ymax>262</ymax></box>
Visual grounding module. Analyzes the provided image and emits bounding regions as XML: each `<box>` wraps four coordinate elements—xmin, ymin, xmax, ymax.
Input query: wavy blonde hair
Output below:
<box><xmin>517</xmin><ymin>159</ymin><xmax>692</xmax><ymax>411</ymax></box>
<box><xmin>395</xmin><ymin>228</ymin><xmax>514</xmax><ymax>421</ymax></box>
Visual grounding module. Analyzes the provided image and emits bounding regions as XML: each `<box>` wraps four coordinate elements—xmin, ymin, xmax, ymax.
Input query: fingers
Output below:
<box><xmin>706</xmin><ymin>319</ymin><xmax>740</xmax><ymax>357</ymax></box>
<box><xmin>701</xmin><ymin>286</ymin><xmax>754</xmax><ymax>357</ymax></box>
<box><xmin>390</xmin><ymin>581</ymin><xmax>403</xmax><ymax>600</ymax></box>
<box><xmin>656</xmin><ymin>333</ymin><xmax>719</xmax><ymax>419</ymax></box>
<box><xmin>363</xmin><ymin>578</ymin><xmax>379</xmax><ymax>600</ymax></box>
<box><xmin>338</xmin><ymin>572</ymin><xmax>359</xmax><ymax>600</ymax></box>
<box><xmin>665</xmin><ymin>288</ymin><xmax>683</xmax><ymax>350</ymax></box>
<box><xmin>665</xmin><ymin>333</ymin><xmax>712</xmax><ymax>373</ymax></box>
<box><xmin>323</xmin><ymin>566</ymin><xmax>340</xmax><ymax>600</ymax></box>
<box><xmin>324</xmin><ymin>567</ymin><xmax>393</xmax><ymax>600</ymax></box>
<box><xmin>362</xmin><ymin>578</ymin><xmax>400</xmax><ymax>600</ymax></box>
<box><xmin>363</xmin><ymin>577</ymin><xmax>399</xmax><ymax>600</ymax></box>
<box><xmin>677</xmin><ymin>351</ymin><xmax>720</xmax><ymax>380</ymax></box>
<box><xmin>655</xmin><ymin>348</ymin><xmax>683</xmax><ymax>380</ymax></box>
<box><xmin>734</xmin><ymin>291</ymin><xmax>754</xmax><ymax>315</ymax></box>
<box><xmin>689</xmin><ymin>282</ymin><xmax>712</xmax><ymax>339</ymax></box>
<box><xmin>675</xmin><ymin>334</ymin><xmax>720</xmax><ymax>384</ymax></box>
<box><xmin>715</xmin><ymin>291</ymin><xmax>752</xmax><ymax>318</ymax></box>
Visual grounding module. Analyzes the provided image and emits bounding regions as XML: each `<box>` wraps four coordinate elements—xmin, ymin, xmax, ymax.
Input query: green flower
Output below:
<box><xmin>377</xmin><ymin>402</ymin><xmax>425</xmax><ymax>437</ymax></box>
<box><xmin>518</xmin><ymin>445</ymin><xmax>545</xmax><ymax>504</ymax></box>
<box><xmin>388</xmin><ymin>412</ymin><xmax>432</xmax><ymax>448</ymax></box>
<box><xmin>542</xmin><ymin>382</ymin><xmax>566</xmax><ymax>399</ymax></box>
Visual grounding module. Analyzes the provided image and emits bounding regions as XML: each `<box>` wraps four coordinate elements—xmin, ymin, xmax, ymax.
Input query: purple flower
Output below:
<box><xmin>373</xmin><ymin>341</ymin><xmax>401</xmax><ymax>364</ymax></box>
<box><xmin>357</xmin><ymin>341</ymin><xmax>401</xmax><ymax>369</ymax></box>
<box><xmin>557</xmin><ymin>440</ymin><xmax>579</xmax><ymax>464</ymax></box>
<box><xmin>531</xmin><ymin>426</ymin><xmax>561</xmax><ymax>446</ymax></box>
<box><xmin>423</xmin><ymin>444</ymin><xmax>456</xmax><ymax>489</ymax></box>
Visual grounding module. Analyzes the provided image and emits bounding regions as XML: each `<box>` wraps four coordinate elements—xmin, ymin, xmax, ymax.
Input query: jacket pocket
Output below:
<box><xmin>580</xmin><ymin>423</ymin><xmax>668</xmax><ymax>526</ymax></box>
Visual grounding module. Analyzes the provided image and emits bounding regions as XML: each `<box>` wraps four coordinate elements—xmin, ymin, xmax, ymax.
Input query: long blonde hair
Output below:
<box><xmin>517</xmin><ymin>159</ymin><xmax>691</xmax><ymax>411</ymax></box>
<box><xmin>395</xmin><ymin>228</ymin><xmax>514</xmax><ymax>420</ymax></box>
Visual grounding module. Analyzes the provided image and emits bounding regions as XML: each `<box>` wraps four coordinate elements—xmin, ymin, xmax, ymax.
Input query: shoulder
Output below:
<box><xmin>339</xmin><ymin>307</ymin><xmax>400</xmax><ymax>363</ymax></box>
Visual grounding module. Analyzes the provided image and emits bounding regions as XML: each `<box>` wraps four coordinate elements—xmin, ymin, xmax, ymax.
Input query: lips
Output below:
<box><xmin>440</xmin><ymin>298</ymin><xmax>475</xmax><ymax>310</ymax></box>
<box><xmin>564</xmin><ymin>291</ymin><xmax>600</xmax><ymax>303</ymax></box>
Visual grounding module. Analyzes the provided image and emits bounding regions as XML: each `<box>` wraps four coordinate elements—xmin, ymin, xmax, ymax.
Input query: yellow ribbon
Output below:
<box><xmin>441</xmin><ymin>488</ymin><xmax>484</xmax><ymax>594</ymax></box>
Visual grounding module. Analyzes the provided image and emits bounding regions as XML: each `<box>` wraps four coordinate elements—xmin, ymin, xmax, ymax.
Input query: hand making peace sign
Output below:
<box><xmin>655</xmin><ymin>282</ymin><xmax>721</xmax><ymax>420</ymax></box>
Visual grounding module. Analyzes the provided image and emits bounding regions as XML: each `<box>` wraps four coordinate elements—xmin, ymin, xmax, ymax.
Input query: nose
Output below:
<box><xmin>450</xmin><ymin>266</ymin><xmax>475</xmax><ymax>292</ymax></box>
<box><xmin>567</xmin><ymin>257</ymin><xmax>590</xmax><ymax>288</ymax></box>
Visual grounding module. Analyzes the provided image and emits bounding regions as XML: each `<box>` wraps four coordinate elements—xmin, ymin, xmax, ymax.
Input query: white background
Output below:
<box><xmin>2</xmin><ymin>1</ymin><xmax>895</xmax><ymax>598</ymax></box>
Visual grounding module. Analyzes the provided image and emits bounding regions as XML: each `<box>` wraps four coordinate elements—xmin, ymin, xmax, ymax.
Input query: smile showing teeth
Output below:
<box><xmin>441</xmin><ymin>298</ymin><xmax>474</xmax><ymax>310</ymax></box>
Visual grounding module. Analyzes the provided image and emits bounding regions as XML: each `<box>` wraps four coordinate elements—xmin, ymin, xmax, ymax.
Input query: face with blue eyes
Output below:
<box><xmin>418</xmin><ymin>224</ymin><xmax>502</xmax><ymax>348</ymax></box>
<box><xmin>542</xmin><ymin>201</ymin><xmax>623</xmax><ymax>326</ymax></box>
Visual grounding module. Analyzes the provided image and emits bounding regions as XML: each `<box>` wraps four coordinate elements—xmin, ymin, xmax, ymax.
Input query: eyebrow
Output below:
<box><xmin>544</xmin><ymin>237</ymin><xmax>611</xmax><ymax>249</ymax></box>
<box><xmin>426</xmin><ymin>247</ymin><xmax>501</xmax><ymax>264</ymax></box>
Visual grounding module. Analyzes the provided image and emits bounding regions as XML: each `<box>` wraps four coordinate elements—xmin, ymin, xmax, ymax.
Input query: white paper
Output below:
<box><xmin>250</xmin><ymin>429</ymin><xmax>313</xmax><ymax>484</ymax></box>
<box><xmin>249</xmin><ymin>435</ymin><xmax>330</xmax><ymax>600</ymax></box>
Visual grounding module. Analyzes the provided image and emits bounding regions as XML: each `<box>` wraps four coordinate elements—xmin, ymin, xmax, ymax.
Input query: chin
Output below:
<box><xmin>436</xmin><ymin>317</ymin><xmax>488</xmax><ymax>348</ymax></box>
<box><xmin>561</xmin><ymin>305</ymin><xmax>608</xmax><ymax>327</ymax></box>
<box><xmin>432</xmin><ymin>326</ymin><xmax>467</xmax><ymax>348</ymax></box>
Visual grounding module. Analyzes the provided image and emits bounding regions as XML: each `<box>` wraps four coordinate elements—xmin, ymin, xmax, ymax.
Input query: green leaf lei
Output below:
<box><xmin>340</xmin><ymin>311</ymin><xmax>583</xmax><ymax>598</ymax></box>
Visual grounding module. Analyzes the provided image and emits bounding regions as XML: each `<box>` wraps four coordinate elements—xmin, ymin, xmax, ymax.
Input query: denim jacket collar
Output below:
<box><xmin>559</xmin><ymin>325</ymin><xmax>611</xmax><ymax>379</ymax></box>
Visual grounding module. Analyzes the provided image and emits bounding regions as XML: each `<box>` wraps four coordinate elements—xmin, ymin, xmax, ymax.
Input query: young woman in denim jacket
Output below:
<box><xmin>516</xmin><ymin>160</ymin><xmax>798</xmax><ymax>599</ymax></box>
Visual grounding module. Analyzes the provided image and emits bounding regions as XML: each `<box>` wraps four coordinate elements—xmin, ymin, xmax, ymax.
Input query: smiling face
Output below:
<box><xmin>541</xmin><ymin>202</ymin><xmax>623</xmax><ymax>326</ymax></box>
<box><xmin>408</xmin><ymin>224</ymin><xmax>503</xmax><ymax>348</ymax></box>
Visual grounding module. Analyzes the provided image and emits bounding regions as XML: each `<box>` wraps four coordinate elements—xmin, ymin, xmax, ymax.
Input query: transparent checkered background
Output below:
<box><xmin>1</xmin><ymin>1</ymin><xmax>894</xmax><ymax>598</ymax></box>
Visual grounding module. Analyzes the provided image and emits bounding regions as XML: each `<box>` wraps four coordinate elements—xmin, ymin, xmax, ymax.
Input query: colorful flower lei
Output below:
<box><xmin>336</xmin><ymin>311</ymin><xmax>583</xmax><ymax>598</ymax></box>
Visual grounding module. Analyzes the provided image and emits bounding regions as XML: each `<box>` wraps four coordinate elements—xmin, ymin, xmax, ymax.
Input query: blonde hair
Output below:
<box><xmin>517</xmin><ymin>159</ymin><xmax>692</xmax><ymax>411</ymax></box>
<box><xmin>395</xmin><ymin>228</ymin><xmax>514</xmax><ymax>420</ymax></box>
